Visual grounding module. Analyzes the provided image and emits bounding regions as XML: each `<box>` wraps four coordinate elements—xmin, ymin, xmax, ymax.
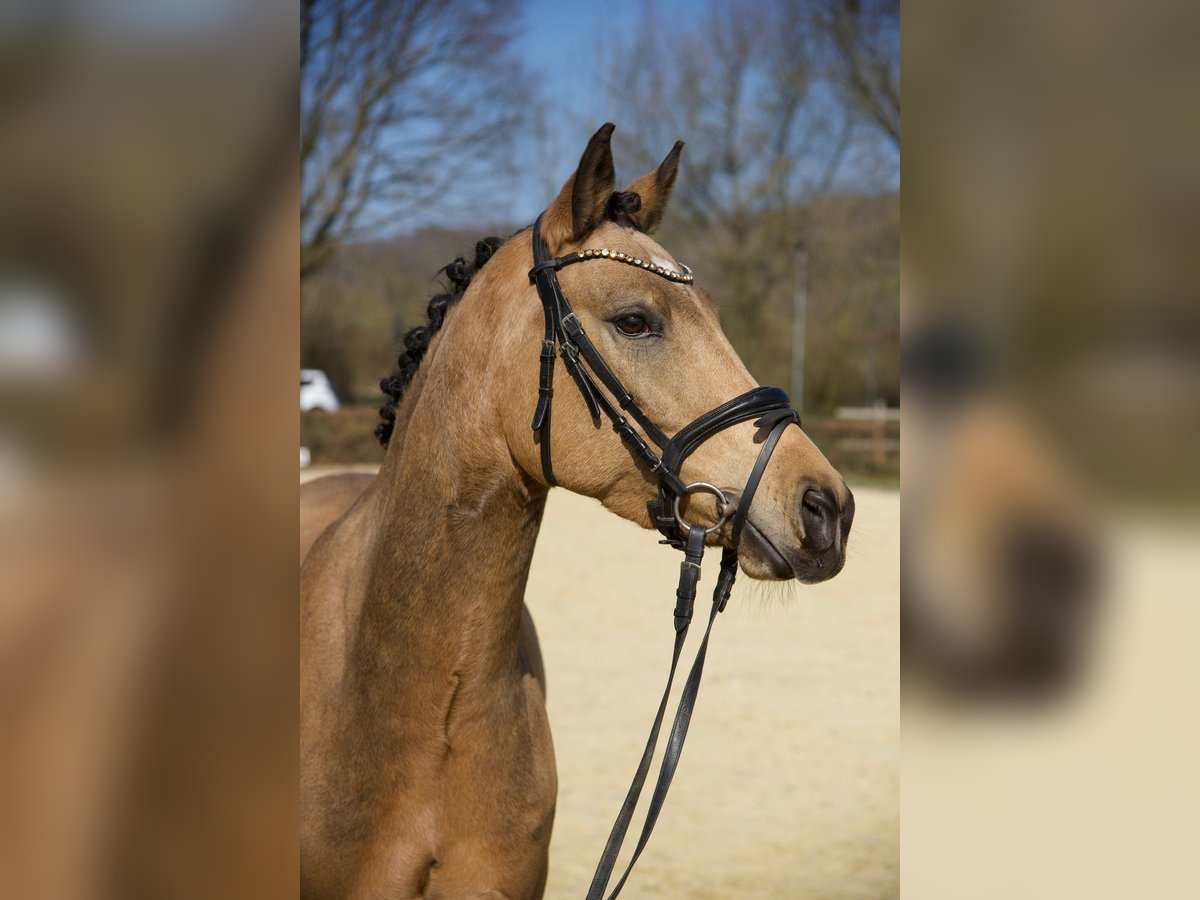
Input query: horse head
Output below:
<box><xmin>494</xmin><ymin>123</ymin><xmax>855</xmax><ymax>582</ymax></box>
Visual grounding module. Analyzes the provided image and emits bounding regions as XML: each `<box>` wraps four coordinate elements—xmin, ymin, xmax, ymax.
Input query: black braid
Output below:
<box><xmin>376</xmin><ymin>236</ymin><xmax>504</xmax><ymax>446</ymax></box>
<box><xmin>605</xmin><ymin>190</ymin><xmax>642</xmax><ymax>225</ymax></box>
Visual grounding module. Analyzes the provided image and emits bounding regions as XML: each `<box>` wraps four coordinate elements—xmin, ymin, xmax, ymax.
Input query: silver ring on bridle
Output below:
<box><xmin>673</xmin><ymin>482</ymin><xmax>730</xmax><ymax>535</ymax></box>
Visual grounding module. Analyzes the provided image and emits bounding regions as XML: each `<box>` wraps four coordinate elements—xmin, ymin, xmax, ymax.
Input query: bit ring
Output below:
<box><xmin>673</xmin><ymin>482</ymin><xmax>730</xmax><ymax>535</ymax></box>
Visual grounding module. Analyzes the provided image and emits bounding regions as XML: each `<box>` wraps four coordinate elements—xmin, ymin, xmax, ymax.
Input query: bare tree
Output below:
<box><xmin>604</xmin><ymin>2</ymin><xmax>853</xmax><ymax>234</ymax></box>
<box><xmin>301</xmin><ymin>0</ymin><xmax>528</xmax><ymax>278</ymax></box>
<box><xmin>596</xmin><ymin>0</ymin><xmax>897</xmax><ymax>405</ymax></box>
<box><xmin>811</xmin><ymin>0</ymin><xmax>900</xmax><ymax>148</ymax></box>
<box><xmin>599</xmin><ymin>1</ymin><xmax>858</xmax><ymax>385</ymax></box>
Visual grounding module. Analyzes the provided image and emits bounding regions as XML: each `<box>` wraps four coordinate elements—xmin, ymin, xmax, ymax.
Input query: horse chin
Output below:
<box><xmin>790</xmin><ymin>551</ymin><xmax>847</xmax><ymax>584</ymax></box>
<box><xmin>738</xmin><ymin>520</ymin><xmax>846</xmax><ymax>584</ymax></box>
<box><xmin>737</xmin><ymin>520</ymin><xmax>795</xmax><ymax>581</ymax></box>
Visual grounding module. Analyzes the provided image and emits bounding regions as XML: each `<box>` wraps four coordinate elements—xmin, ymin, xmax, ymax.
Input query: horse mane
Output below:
<box><xmin>376</xmin><ymin>236</ymin><xmax>505</xmax><ymax>447</ymax></box>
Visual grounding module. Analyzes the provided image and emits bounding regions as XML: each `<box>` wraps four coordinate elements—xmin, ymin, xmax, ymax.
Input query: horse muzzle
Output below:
<box><xmin>723</xmin><ymin>483</ymin><xmax>854</xmax><ymax>584</ymax></box>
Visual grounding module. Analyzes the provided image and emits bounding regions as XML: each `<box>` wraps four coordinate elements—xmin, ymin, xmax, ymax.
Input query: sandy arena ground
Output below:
<box><xmin>302</xmin><ymin>469</ymin><xmax>899</xmax><ymax>897</ymax></box>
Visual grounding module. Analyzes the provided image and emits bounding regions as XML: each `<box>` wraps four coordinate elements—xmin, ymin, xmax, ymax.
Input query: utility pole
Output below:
<box><xmin>791</xmin><ymin>241</ymin><xmax>808</xmax><ymax>413</ymax></box>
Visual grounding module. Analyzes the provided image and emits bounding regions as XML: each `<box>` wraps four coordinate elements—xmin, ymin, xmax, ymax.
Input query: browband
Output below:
<box><xmin>530</xmin><ymin>246</ymin><xmax>695</xmax><ymax>284</ymax></box>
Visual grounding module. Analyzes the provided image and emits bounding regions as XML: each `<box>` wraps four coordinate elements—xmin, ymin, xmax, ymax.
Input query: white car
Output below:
<box><xmin>301</xmin><ymin>368</ymin><xmax>340</xmax><ymax>413</ymax></box>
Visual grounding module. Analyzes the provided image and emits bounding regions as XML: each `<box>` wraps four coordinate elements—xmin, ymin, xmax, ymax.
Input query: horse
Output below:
<box><xmin>300</xmin><ymin>124</ymin><xmax>854</xmax><ymax>899</ymax></box>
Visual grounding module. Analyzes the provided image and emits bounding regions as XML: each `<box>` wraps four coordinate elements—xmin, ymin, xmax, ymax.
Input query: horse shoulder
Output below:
<box><xmin>300</xmin><ymin>472</ymin><xmax>378</xmax><ymax>738</ymax></box>
<box><xmin>300</xmin><ymin>472</ymin><xmax>377</xmax><ymax>563</ymax></box>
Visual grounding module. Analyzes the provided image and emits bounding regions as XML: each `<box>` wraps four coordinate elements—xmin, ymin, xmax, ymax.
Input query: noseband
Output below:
<box><xmin>528</xmin><ymin>212</ymin><xmax>802</xmax><ymax>898</ymax></box>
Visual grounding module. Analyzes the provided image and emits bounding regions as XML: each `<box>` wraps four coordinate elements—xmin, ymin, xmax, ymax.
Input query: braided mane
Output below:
<box><xmin>376</xmin><ymin>236</ymin><xmax>504</xmax><ymax>446</ymax></box>
<box><xmin>376</xmin><ymin>192</ymin><xmax>643</xmax><ymax>447</ymax></box>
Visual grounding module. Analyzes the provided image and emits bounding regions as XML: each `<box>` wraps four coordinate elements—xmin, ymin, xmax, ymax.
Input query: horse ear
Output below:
<box><xmin>620</xmin><ymin>141</ymin><xmax>684</xmax><ymax>234</ymax></box>
<box><xmin>541</xmin><ymin>122</ymin><xmax>617</xmax><ymax>252</ymax></box>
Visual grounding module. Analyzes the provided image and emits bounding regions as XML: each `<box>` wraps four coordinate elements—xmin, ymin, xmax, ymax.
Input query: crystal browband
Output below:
<box><xmin>576</xmin><ymin>247</ymin><xmax>694</xmax><ymax>283</ymax></box>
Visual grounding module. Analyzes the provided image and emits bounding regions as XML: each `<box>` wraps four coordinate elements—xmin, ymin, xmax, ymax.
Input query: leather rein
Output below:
<box><xmin>528</xmin><ymin>213</ymin><xmax>801</xmax><ymax>898</ymax></box>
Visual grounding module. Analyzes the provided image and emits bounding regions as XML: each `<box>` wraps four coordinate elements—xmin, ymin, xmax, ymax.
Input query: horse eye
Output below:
<box><xmin>613</xmin><ymin>313</ymin><xmax>652</xmax><ymax>336</ymax></box>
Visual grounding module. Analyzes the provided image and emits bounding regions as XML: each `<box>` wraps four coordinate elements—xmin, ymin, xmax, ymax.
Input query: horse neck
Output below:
<box><xmin>353</xmin><ymin>297</ymin><xmax>545</xmax><ymax>721</ymax></box>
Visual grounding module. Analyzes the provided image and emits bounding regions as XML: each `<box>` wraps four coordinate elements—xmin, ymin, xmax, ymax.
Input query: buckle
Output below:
<box><xmin>560</xmin><ymin>312</ymin><xmax>583</xmax><ymax>337</ymax></box>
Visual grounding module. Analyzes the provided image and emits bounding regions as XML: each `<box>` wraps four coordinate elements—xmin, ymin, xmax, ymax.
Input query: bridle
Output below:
<box><xmin>528</xmin><ymin>212</ymin><xmax>803</xmax><ymax>898</ymax></box>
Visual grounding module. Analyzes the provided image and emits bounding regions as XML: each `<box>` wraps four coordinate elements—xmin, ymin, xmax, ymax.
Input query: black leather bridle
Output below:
<box><xmin>528</xmin><ymin>212</ymin><xmax>802</xmax><ymax>898</ymax></box>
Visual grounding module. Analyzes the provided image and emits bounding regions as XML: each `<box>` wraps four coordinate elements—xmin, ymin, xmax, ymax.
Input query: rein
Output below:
<box><xmin>528</xmin><ymin>213</ymin><xmax>800</xmax><ymax>898</ymax></box>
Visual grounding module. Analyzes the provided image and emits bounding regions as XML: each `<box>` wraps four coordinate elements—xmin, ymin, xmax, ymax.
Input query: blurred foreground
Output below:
<box><xmin>0</xmin><ymin>4</ymin><xmax>299</xmax><ymax>897</ymax></box>
<box><xmin>903</xmin><ymin>0</ymin><xmax>1200</xmax><ymax>896</ymax></box>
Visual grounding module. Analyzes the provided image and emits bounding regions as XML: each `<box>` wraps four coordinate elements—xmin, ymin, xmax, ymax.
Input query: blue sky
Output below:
<box><xmin>499</xmin><ymin>0</ymin><xmax>702</xmax><ymax>223</ymax></box>
<box><xmin>511</xmin><ymin>0</ymin><xmax>700</xmax><ymax>117</ymax></box>
<box><xmin>387</xmin><ymin>0</ymin><xmax>898</xmax><ymax>230</ymax></box>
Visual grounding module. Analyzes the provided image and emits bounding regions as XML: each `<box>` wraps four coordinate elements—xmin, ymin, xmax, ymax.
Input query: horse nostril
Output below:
<box><xmin>802</xmin><ymin>488</ymin><xmax>836</xmax><ymax>518</ymax></box>
<box><xmin>800</xmin><ymin>487</ymin><xmax>839</xmax><ymax>550</ymax></box>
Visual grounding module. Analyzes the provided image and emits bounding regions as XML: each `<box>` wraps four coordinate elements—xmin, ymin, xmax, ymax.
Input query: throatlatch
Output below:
<box><xmin>527</xmin><ymin>211</ymin><xmax>802</xmax><ymax>899</ymax></box>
